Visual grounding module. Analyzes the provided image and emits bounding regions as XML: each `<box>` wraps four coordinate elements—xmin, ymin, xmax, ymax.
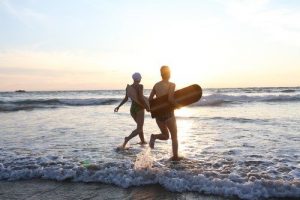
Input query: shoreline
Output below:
<box><xmin>0</xmin><ymin>179</ymin><xmax>230</xmax><ymax>200</ymax></box>
<box><xmin>0</xmin><ymin>180</ymin><xmax>299</xmax><ymax>200</ymax></box>
<box><xmin>0</xmin><ymin>179</ymin><xmax>238</xmax><ymax>200</ymax></box>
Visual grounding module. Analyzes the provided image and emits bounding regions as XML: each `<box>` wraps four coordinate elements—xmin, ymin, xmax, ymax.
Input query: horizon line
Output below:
<box><xmin>1</xmin><ymin>85</ymin><xmax>300</xmax><ymax>93</ymax></box>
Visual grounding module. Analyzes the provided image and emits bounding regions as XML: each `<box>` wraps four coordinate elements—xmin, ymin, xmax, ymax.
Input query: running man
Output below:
<box><xmin>149</xmin><ymin>66</ymin><xmax>181</xmax><ymax>161</ymax></box>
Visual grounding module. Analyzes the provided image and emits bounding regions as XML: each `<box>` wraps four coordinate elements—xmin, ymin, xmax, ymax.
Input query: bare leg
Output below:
<box><xmin>149</xmin><ymin>119</ymin><xmax>169</xmax><ymax>148</ymax></box>
<box><xmin>166</xmin><ymin>116</ymin><xmax>179</xmax><ymax>160</ymax></box>
<box><xmin>122</xmin><ymin>129</ymin><xmax>138</xmax><ymax>148</ymax></box>
<box><xmin>136</xmin><ymin>110</ymin><xmax>147</xmax><ymax>144</ymax></box>
<box><xmin>132</xmin><ymin>110</ymin><xmax>147</xmax><ymax>144</ymax></box>
<box><xmin>123</xmin><ymin>110</ymin><xmax>145</xmax><ymax>148</ymax></box>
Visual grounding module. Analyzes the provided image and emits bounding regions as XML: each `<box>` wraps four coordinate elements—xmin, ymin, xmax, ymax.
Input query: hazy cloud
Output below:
<box><xmin>0</xmin><ymin>0</ymin><xmax>47</xmax><ymax>26</ymax></box>
<box><xmin>220</xmin><ymin>0</ymin><xmax>300</xmax><ymax>46</ymax></box>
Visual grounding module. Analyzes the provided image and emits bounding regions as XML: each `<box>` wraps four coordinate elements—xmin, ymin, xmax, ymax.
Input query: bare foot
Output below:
<box><xmin>149</xmin><ymin>134</ymin><xmax>155</xmax><ymax>149</ymax></box>
<box><xmin>122</xmin><ymin>137</ymin><xmax>129</xmax><ymax>148</ymax></box>
<box><xmin>116</xmin><ymin>145</ymin><xmax>130</xmax><ymax>151</ymax></box>
<box><xmin>138</xmin><ymin>141</ymin><xmax>147</xmax><ymax>145</ymax></box>
<box><xmin>169</xmin><ymin>156</ymin><xmax>184</xmax><ymax>161</ymax></box>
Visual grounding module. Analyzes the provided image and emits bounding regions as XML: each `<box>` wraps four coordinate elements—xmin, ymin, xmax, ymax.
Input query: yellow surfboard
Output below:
<box><xmin>126</xmin><ymin>84</ymin><xmax>149</xmax><ymax>108</ymax></box>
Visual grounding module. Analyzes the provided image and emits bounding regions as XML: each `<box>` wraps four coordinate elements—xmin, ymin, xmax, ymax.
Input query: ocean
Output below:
<box><xmin>0</xmin><ymin>87</ymin><xmax>299</xmax><ymax>199</ymax></box>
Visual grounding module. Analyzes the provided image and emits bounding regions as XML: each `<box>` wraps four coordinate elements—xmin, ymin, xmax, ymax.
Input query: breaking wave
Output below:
<box><xmin>195</xmin><ymin>94</ymin><xmax>300</xmax><ymax>106</ymax></box>
<box><xmin>1</xmin><ymin>93</ymin><xmax>300</xmax><ymax>112</ymax></box>
<box><xmin>0</xmin><ymin>98</ymin><xmax>120</xmax><ymax>112</ymax></box>
<box><xmin>0</xmin><ymin>155</ymin><xmax>299</xmax><ymax>200</ymax></box>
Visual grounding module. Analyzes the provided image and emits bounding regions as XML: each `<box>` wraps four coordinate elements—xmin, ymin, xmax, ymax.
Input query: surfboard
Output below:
<box><xmin>126</xmin><ymin>84</ymin><xmax>150</xmax><ymax>108</ymax></box>
<box><xmin>150</xmin><ymin>84</ymin><xmax>202</xmax><ymax>118</ymax></box>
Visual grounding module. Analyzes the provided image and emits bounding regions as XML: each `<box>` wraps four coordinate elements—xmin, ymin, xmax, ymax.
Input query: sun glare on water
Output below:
<box><xmin>175</xmin><ymin>107</ymin><xmax>213</xmax><ymax>156</ymax></box>
<box><xmin>175</xmin><ymin>108</ymin><xmax>193</xmax><ymax>151</ymax></box>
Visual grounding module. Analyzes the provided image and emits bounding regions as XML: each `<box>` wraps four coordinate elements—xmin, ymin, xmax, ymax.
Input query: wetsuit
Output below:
<box><xmin>130</xmin><ymin>101</ymin><xmax>143</xmax><ymax>118</ymax></box>
<box><xmin>156</xmin><ymin>110</ymin><xmax>174</xmax><ymax>122</ymax></box>
<box><xmin>130</xmin><ymin>85</ymin><xmax>143</xmax><ymax>118</ymax></box>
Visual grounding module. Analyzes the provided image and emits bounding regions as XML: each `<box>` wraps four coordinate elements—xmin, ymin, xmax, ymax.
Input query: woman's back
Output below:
<box><xmin>130</xmin><ymin>83</ymin><xmax>142</xmax><ymax>101</ymax></box>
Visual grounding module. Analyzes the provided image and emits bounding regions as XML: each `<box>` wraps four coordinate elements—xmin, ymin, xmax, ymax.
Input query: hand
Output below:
<box><xmin>173</xmin><ymin>99</ymin><xmax>182</xmax><ymax>109</ymax></box>
<box><xmin>175</xmin><ymin>103</ymin><xmax>182</xmax><ymax>109</ymax></box>
<box><xmin>114</xmin><ymin>107</ymin><xmax>119</xmax><ymax>112</ymax></box>
<box><xmin>171</xmin><ymin>100</ymin><xmax>181</xmax><ymax>109</ymax></box>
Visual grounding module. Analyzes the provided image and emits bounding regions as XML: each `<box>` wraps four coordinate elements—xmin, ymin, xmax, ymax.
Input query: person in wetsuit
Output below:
<box><xmin>114</xmin><ymin>72</ymin><xmax>150</xmax><ymax>148</ymax></box>
<box><xmin>149</xmin><ymin>66</ymin><xmax>181</xmax><ymax>161</ymax></box>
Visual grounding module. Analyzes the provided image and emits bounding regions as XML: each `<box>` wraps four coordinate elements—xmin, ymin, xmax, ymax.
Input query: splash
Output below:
<box><xmin>134</xmin><ymin>147</ymin><xmax>154</xmax><ymax>170</ymax></box>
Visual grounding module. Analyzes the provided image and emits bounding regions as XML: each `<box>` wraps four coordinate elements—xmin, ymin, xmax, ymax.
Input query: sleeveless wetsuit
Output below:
<box><xmin>130</xmin><ymin>101</ymin><xmax>143</xmax><ymax>118</ymax></box>
<box><xmin>130</xmin><ymin>85</ymin><xmax>143</xmax><ymax>118</ymax></box>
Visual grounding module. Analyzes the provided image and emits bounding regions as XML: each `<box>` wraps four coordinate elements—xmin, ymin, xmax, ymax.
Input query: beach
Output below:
<box><xmin>1</xmin><ymin>180</ymin><xmax>299</xmax><ymax>200</ymax></box>
<box><xmin>0</xmin><ymin>87</ymin><xmax>300</xmax><ymax>199</ymax></box>
<box><xmin>0</xmin><ymin>180</ymin><xmax>233</xmax><ymax>200</ymax></box>
<box><xmin>1</xmin><ymin>0</ymin><xmax>300</xmax><ymax>199</ymax></box>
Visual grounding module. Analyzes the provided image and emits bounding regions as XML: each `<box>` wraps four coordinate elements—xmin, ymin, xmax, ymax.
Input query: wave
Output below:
<box><xmin>194</xmin><ymin>94</ymin><xmax>300</xmax><ymax>106</ymax></box>
<box><xmin>208</xmin><ymin>87</ymin><xmax>300</xmax><ymax>94</ymax></box>
<box><xmin>281</xmin><ymin>89</ymin><xmax>296</xmax><ymax>93</ymax></box>
<box><xmin>0</xmin><ymin>156</ymin><xmax>299</xmax><ymax>200</ymax></box>
<box><xmin>209</xmin><ymin>116</ymin><xmax>271</xmax><ymax>124</ymax></box>
<box><xmin>1</xmin><ymin>93</ymin><xmax>300</xmax><ymax>112</ymax></box>
<box><xmin>0</xmin><ymin>98</ymin><xmax>120</xmax><ymax>112</ymax></box>
<box><xmin>174</xmin><ymin>116</ymin><xmax>273</xmax><ymax>125</ymax></box>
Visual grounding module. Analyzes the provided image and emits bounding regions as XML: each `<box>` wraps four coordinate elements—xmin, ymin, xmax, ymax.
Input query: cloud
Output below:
<box><xmin>0</xmin><ymin>49</ymin><xmax>146</xmax><ymax>74</ymax></box>
<box><xmin>0</xmin><ymin>49</ymin><xmax>102</xmax><ymax>70</ymax></box>
<box><xmin>0</xmin><ymin>50</ymin><xmax>129</xmax><ymax>91</ymax></box>
<box><xmin>0</xmin><ymin>0</ymin><xmax>47</xmax><ymax>26</ymax></box>
<box><xmin>220</xmin><ymin>0</ymin><xmax>300</xmax><ymax>46</ymax></box>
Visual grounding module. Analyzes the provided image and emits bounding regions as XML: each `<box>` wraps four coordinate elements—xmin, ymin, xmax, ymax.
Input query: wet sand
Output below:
<box><xmin>0</xmin><ymin>180</ymin><xmax>231</xmax><ymax>200</ymax></box>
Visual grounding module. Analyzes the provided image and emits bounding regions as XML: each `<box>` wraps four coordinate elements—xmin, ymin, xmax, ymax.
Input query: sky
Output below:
<box><xmin>0</xmin><ymin>0</ymin><xmax>300</xmax><ymax>91</ymax></box>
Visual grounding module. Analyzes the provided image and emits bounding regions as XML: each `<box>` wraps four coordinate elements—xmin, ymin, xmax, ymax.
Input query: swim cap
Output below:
<box><xmin>132</xmin><ymin>72</ymin><xmax>142</xmax><ymax>81</ymax></box>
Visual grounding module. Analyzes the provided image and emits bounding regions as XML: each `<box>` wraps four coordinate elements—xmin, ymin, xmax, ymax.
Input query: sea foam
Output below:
<box><xmin>0</xmin><ymin>156</ymin><xmax>299</xmax><ymax>200</ymax></box>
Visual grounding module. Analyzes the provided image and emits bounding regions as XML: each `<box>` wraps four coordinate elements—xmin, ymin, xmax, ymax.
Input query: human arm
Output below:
<box><xmin>114</xmin><ymin>90</ymin><xmax>129</xmax><ymax>112</ymax></box>
<box><xmin>148</xmin><ymin>85</ymin><xmax>157</xmax><ymax>112</ymax></box>
<box><xmin>168</xmin><ymin>83</ymin><xmax>181</xmax><ymax>108</ymax></box>
<box><xmin>149</xmin><ymin>85</ymin><xmax>156</xmax><ymax>102</ymax></box>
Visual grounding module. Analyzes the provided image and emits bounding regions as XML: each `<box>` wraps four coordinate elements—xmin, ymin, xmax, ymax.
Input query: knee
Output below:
<box><xmin>162</xmin><ymin>133</ymin><xmax>169</xmax><ymax>140</ymax></box>
<box><xmin>138</xmin><ymin>130</ymin><xmax>143</xmax><ymax>135</ymax></box>
<box><xmin>136</xmin><ymin>128</ymin><xmax>143</xmax><ymax>133</ymax></box>
<box><xmin>171</xmin><ymin>134</ymin><xmax>177</xmax><ymax>140</ymax></box>
<box><xmin>172</xmin><ymin>138</ymin><xmax>178</xmax><ymax>144</ymax></box>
